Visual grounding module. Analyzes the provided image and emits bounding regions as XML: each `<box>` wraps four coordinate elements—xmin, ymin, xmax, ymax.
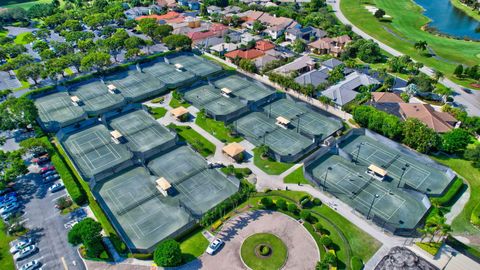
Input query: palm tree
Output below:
<box><xmin>414</xmin><ymin>40</ymin><xmax>428</xmax><ymax>52</ymax></box>
<box><xmin>433</xmin><ymin>69</ymin><xmax>444</xmax><ymax>83</ymax></box>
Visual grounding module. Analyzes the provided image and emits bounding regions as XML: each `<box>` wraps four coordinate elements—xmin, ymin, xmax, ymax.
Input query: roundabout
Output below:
<box><xmin>198</xmin><ymin>210</ymin><xmax>319</xmax><ymax>270</ymax></box>
<box><xmin>241</xmin><ymin>233</ymin><xmax>287</xmax><ymax>270</ymax></box>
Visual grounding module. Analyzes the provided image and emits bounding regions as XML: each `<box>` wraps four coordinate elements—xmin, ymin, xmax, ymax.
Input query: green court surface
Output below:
<box><xmin>305</xmin><ymin>153</ymin><xmax>428</xmax><ymax>231</ymax></box>
<box><xmin>263</xmin><ymin>99</ymin><xmax>342</xmax><ymax>140</ymax></box>
<box><xmin>212</xmin><ymin>75</ymin><xmax>275</xmax><ymax>103</ymax></box>
<box><xmin>105</xmin><ymin>69</ymin><xmax>167</xmax><ymax>102</ymax></box>
<box><xmin>341</xmin><ymin>134</ymin><xmax>453</xmax><ymax>195</ymax></box>
<box><xmin>184</xmin><ymin>85</ymin><xmax>222</xmax><ymax>107</ymax></box>
<box><xmin>94</xmin><ymin>166</ymin><xmax>192</xmax><ymax>252</ymax></box>
<box><xmin>108</xmin><ymin>110</ymin><xmax>175</xmax><ymax>154</ymax></box>
<box><xmin>142</xmin><ymin>62</ymin><xmax>195</xmax><ymax>88</ymax></box>
<box><xmin>68</xmin><ymin>80</ymin><xmax>126</xmax><ymax>116</ymax></box>
<box><xmin>35</xmin><ymin>92</ymin><xmax>87</xmax><ymax>131</ymax></box>
<box><xmin>167</xmin><ymin>54</ymin><xmax>222</xmax><ymax>77</ymax></box>
<box><xmin>62</xmin><ymin>124</ymin><xmax>133</xmax><ymax>179</ymax></box>
<box><xmin>147</xmin><ymin>146</ymin><xmax>239</xmax><ymax>215</ymax></box>
<box><xmin>234</xmin><ymin>112</ymin><xmax>315</xmax><ymax>161</ymax></box>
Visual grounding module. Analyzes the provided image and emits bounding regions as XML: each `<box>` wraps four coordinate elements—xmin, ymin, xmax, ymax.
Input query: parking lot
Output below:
<box><xmin>6</xmin><ymin>162</ymin><xmax>86</xmax><ymax>270</ymax></box>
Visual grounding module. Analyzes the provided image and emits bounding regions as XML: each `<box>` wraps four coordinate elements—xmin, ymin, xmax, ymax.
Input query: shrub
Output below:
<box><xmin>300</xmin><ymin>210</ymin><xmax>312</xmax><ymax>222</ymax></box>
<box><xmin>299</xmin><ymin>195</ymin><xmax>311</xmax><ymax>203</ymax></box>
<box><xmin>351</xmin><ymin>256</ymin><xmax>364</xmax><ymax>270</ymax></box>
<box><xmin>314</xmin><ymin>222</ymin><xmax>324</xmax><ymax>232</ymax></box>
<box><xmin>68</xmin><ymin>218</ymin><xmax>106</xmax><ymax>258</ymax></box>
<box><xmin>287</xmin><ymin>203</ymin><xmax>298</xmax><ymax>214</ymax></box>
<box><xmin>260</xmin><ymin>197</ymin><xmax>275</xmax><ymax>209</ymax></box>
<box><xmin>276</xmin><ymin>199</ymin><xmax>287</xmax><ymax>210</ymax></box>
<box><xmin>131</xmin><ymin>253</ymin><xmax>153</xmax><ymax>260</ymax></box>
<box><xmin>56</xmin><ymin>196</ymin><xmax>73</xmax><ymax>210</ymax></box>
<box><xmin>154</xmin><ymin>239</ymin><xmax>182</xmax><ymax>267</ymax></box>
<box><xmin>320</xmin><ymin>236</ymin><xmax>332</xmax><ymax>247</ymax></box>
<box><xmin>110</xmin><ymin>234</ymin><xmax>128</xmax><ymax>255</ymax></box>
<box><xmin>300</xmin><ymin>198</ymin><xmax>311</xmax><ymax>208</ymax></box>
<box><xmin>312</xmin><ymin>198</ymin><xmax>322</xmax><ymax>206</ymax></box>
<box><xmin>259</xmin><ymin>245</ymin><xmax>270</xmax><ymax>256</ymax></box>
<box><xmin>151</xmin><ymin>97</ymin><xmax>164</xmax><ymax>103</ymax></box>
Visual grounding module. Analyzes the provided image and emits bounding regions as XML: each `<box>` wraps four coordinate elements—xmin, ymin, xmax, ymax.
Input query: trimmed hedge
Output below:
<box><xmin>39</xmin><ymin>137</ymin><xmax>87</xmax><ymax>204</ymax></box>
<box><xmin>431</xmin><ymin>177</ymin><xmax>465</xmax><ymax>207</ymax></box>
<box><xmin>130</xmin><ymin>253</ymin><xmax>153</xmax><ymax>260</ymax></box>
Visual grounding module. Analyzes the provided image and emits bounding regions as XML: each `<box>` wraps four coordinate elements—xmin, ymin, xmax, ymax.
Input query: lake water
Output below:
<box><xmin>414</xmin><ymin>0</ymin><xmax>480</xmax><ymax>40</ymax></box>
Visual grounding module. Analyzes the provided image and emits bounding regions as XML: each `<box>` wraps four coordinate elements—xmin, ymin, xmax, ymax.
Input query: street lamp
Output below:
<box><xmin>397</xmin><ymin>163</ymin><xmax>409</xmax><ymax>188</ymax></box>
<box><xmin>324</xmin><ymin>167</ymin><xmax>332</xmax><ymax>191</ymax></box>
<box><xmin>355</xmin><ymin>142</ymin><xmax>364</xmax><ymax>164</ymax></box>
<box><xmin>367</xmin><ymin>194</ymin><xmax>379</xmax><ymax>220</ymax></box>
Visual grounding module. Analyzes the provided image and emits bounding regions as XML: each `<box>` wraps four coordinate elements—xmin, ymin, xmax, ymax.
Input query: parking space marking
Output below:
<box><xmin>62</xmin><ymin>256</ymin><xmax>69</xmax><ymax>270</ymax></box>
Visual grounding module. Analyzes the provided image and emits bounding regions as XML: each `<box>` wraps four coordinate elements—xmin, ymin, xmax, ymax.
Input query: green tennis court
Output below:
<box><xmin>62</xmin><ymin>124</ymin><xmax>133</xmax><ymax>179</ymax></box>
<box><xmin>213</xmin><ymin>75</ymin><xmax>252</xmax><ymax>91</ymax></box>
<box><xmin>142</xmin><ymin>62</ymin><xmax>195</xmax><ymax>88</ymax></box>
<box><xmin>341</xmin><ymin>134</ymin><xmax>452</xmax><ymax>195</ymax></box>
<box><xmin>265</xmin><ymin>129</ymin><xmax>313</xmax><ymax>157</ymax></box>
<box><xmin>305</xmin><ymin>153</ymin><xmax>428</xmax><ymax>231</ymax></box>
<box><xmin>204</xmin><ymin>97</ymin><xmax>246</xmax><ymax>117</ymax></box>
<box><xmin>94</xmin><ymin>167</ymin><xmax>192</xmax><ymax>252</ymax></box>
<box><xmin>109</xmin><ymin>110</ymin><xmax>176</xmax><ymax>154</ymax></box>
<box><xmin>235</xmin><ymin>85</ymin><xmax>274</xmax><ymax>103</ymax></box>
<box><xmin>105</xmin><ymin>70</ymin><xmax>167</xmax><ymax>102</ymax></box>
<box><xmin>167</xmin><ymin>54</ymin><xmax>222</xmax><ymax>77</ymax></box>
<box><xmin>184</xmin><ymin>85</ymin><xmax>222</xmax><ymax>107</ymax></box>
<box><xmin>68</xmin><ymin>80</ymin><xmax>126</xmax><ymax>116</ymax></box>
<box><xmin>263</xmin><ymin>99</ymin><xmax>342</xmax><ymax>140</ymax></box>
<box><xmin>234</xmin><ymin>112</ymin><xmax>278</xmax><ymax>142</ymax></box>
<box><xmin>35</xmin><ymin>92</ymin><xmax>87</xmax><ymax>131</ymax></box>
<box><xmin>148</xmin><ymin>146</ymin><xmax>239</xmax><ymax>216</ymax></box>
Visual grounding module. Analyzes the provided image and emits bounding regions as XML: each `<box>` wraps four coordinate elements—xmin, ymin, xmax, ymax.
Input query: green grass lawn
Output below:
<box><xmin>253</xmin><ymin>148</ymin><xmax>294</xmax><ymax>175</ymax></box>
<box><xmin>240</xmin><ymin>233</ymin><xmax>287</xmax><ymax>270</ymax></box>
<box><xmin>431</xmin><ymin>153</ymin><xmax>480</xmax><ymax>249</ymax></box>
<box><xmin>195</xmin><ymin>111</ymin><xmax>242</xmax><ymax>143</ymax></box>
<box><xmin>0</xmin><ymin>0</ymin><xmax>61</xmax><ymax>9</ymax></box>
<box><xmin>340</xmin><ymin>0</ymin><xmax>480</xmax><ymax>89</ymax></box>
<box><xmin>200</xmin><ymin>54</ymin><xmax>236</xmax><ymax>71</ymax></box>
<box><xmin>169</xmin><ymin>96</ymin><xmax>190</xmax><ymax>109</ymax></box>
<box><xmin>0</xmin><ymin>221</ymin><xmax>15</xmax><ymax>270</ymax></box>
<box><xmin>146</xmin><ymin>106</ymin><xmax>167</xmax><ymax>119</ymax></box>
<box><xmin>450</xmin><ymin>0</ymin><xmax>480</xmax><ymax>21</ymax></box>
<box><xmin>178</xmin><ymin>228</ymin><xmax>209</xmax><ymax>263</ymax></box>
<box><xmin>283</xmin><ymin>166</ymin><xmax>312</xmax><ymax>186</ymax></box>
<box><xmin>167</xmin><ymin>124</ymin><xmax>216</xmax><ymax>157</ymax></box>
<box><xmin>13</xmin><ymin>32</ymin><xmax>31</xmax><ymax>45</ymax></box>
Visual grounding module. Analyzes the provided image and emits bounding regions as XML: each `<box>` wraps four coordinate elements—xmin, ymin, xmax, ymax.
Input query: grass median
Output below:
<box><xmin>167</xmin><ymin>124</ymin><xmax>216</xmax><ymax>157</ymax></box>
<box><xmin>195</xmin><ymin>111</ymin><xmax>242</xmax><ymax>143</ymax></box>
<box><xmin>253</xmin><ymin>148</ymin><xmax>294</xmax><ymax>175</ymax></box>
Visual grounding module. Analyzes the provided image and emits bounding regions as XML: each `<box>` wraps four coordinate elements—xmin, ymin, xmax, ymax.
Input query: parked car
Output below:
<box><xmin>0</xmin><ymin>196</ymin><xmax>17</xmax><ymax>207</ymax></box>
<box><xmin>10</xmin><ymin>238</ymin><xmax>33</xmax><ymax>254</ymax></box>
<box><xmin>462</xmin><ymin>88</ymin><xmax>472</xmax><ymax>94</ymax></box>
<box><xmin>40</xmin><ymin>165</ymin><xmax>55</xmax><ymax>174</ymax></box>
<box><xmin>43</xmin><ymin>174</ymin><xmax>59</xmax><ymax>183</ymax></box>
<box><xmin>206</xmin><ymin>239</ymin><xmax>224</xmax><ymax>255</ymax></box>
<box><xmin>42</xmin><ymin>170</ymin><xmax>57</xmax><ymax>177</ymax></box>
<box><xmin>32</xmin><ymin>155</ymin><xmax>49</xmax><ymax>165</ymax></box>
<box><xmin>48</xmin><ymin>183</ymin><xmax>64</xmax><ymax>193</ymax></box>
<box><xmin>14</xmin><ymin>245</ymin><xmax>37</xmax><ymax>260</ymax></box>
<box><xmin>0</xmin><ymin>192</ymin><xmax>17</xmax><ymax>203</ymax></box>
<box><xmin>2</xmin><ymin>210</ymin><xmax>23</xmax><ymax>222</ymax></box>
<box><xmin>19</xmin><ymin>260</ymin><xmax>41</xmax><ymax>270</ymax></box>
<box><xmin>0</xmin><ymin>188</ymin><xmax>14</xmax><ymax>196</ymax></box>
<box><xmin>0</xmin><ymin>202</ymin><xmax>20</xmax><ymax>214</ymax></box>
<box><xmin>64</xmin><ymin>220</ymin><xmax>78</xmax><ymax>230</ymax></box>
<box><xmin>32</xmin><ymin>151</ymin><xmax>48</xmax><ymax>158</ymax></box>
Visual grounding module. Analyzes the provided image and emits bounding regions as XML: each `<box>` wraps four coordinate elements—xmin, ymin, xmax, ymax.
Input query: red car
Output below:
<box><xmin>40</xmin><ymin>166</ymin><xmax>55</xmax><ymax>174</ymax></box>
<box><xmin>31</xmin><ymin>155</ymin><xmax>50</xmax><ymax>165</ymax></box>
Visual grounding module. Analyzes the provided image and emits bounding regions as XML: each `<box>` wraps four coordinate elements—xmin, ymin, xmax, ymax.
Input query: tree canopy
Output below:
<box><xmin>154</xmin><ymin>239</ymin><xmax>183</xmax><ymax>267</ymax></box>
<box><xmin>0</xmin><ymin>97</ymin><xmax>38</xmax><ymax>130</ymax></box>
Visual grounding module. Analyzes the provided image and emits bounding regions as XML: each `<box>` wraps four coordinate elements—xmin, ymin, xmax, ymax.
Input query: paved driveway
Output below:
<box><xmin>199</xmin><ymin>210</ymin><xmax>319</xmax><ymax>270</ymax></box>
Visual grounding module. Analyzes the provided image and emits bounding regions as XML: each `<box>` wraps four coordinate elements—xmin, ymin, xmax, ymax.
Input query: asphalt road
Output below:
<box><xmin>12</xmin><ymin>167</ymin><xmax>86</xmax><ymax>270</ymax></box>
<box><xmin>328</xmin><ymin>0</ymin><xmax>480</xmax><ymax>116</ymax></box>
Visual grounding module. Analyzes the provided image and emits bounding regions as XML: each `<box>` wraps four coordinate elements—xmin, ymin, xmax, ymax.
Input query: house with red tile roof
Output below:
<box><xmin>135</xmin><ymin>11</ymin><xmax>182</xmax><ymax>21</ymax></box>
<box><xmin>255</xmin><ymin>40</ymin><xmax>275</xmax><ymax>51</ymax></box>
<box><xmin>225</xmin><ymin>49</ymin><xmax>265</xmax><ymax>61</ymax></box>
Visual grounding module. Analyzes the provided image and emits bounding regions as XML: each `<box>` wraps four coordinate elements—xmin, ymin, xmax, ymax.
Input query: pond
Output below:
<box><xmin>414</xmin><ymin>0</ymin><xmax>480</xmax><ymax>40</ymax></box>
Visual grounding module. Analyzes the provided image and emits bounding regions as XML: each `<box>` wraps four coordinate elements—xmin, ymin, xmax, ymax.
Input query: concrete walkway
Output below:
<box><xmin>329</xmin><ymin>0</ymin><xmax>480</xmax><ymax>116</ymax></box>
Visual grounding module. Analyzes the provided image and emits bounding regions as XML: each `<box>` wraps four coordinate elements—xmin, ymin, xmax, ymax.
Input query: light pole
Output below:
<box><xmin>367</xmin><ymin>194</ymin><xmax>379</xmax><ymax>220</ymax></box>
<box><xmin>397</xmin><ymin>163</ymin><xmax>409</xmax><ymax>188</ymax></box>
<box><xmin>355</xmin><ymin>142</ymin><xmax>364</xmax><ymax>164</ymax></box>
<box><xmin>324</xmin><ymin>167</ymin><xmax>332</xmax><ymax>191</ymax></box>
<box><xmin>442</xmin><ymin>251</ymin><xmax>457</xmax><ymax>270</ymax></box>
<box><xmin>263</xmin><ymin>131</ymin><xmax>269</xmax><ymax>145</ymax></box>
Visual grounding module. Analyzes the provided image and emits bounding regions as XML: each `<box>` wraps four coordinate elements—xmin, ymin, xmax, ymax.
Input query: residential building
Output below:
<box><xmin>255</xmin><ymin>54</ymin><xmax>279</xmax><ymax>69</ymax></box>
<box><xmin>225</xmin><ymin>49</ymin><xmax>265</xmax><ymax>61</ymax></box>
<box><xmin>295</xmin><ymin>68</ymin><xmax>330</xmax><ymax>87</ymax></box>
<box><xmin>309</xmin><ymin>35</ymin><xmax>352</xmax><ymax>57</ymax></box>
<box><xmin>399</xmin><ymin>103</ymin><xmax>457</xmax><ymax>133</ymax></box>
<box><xmin>207</xmin><ymin>5</ymin><xmax>222</xmax><ymax>14</ymax></box>
<box><xmin>322</xmin><ymin>72</ymin><xmax>380</xmax><ymax>107</ymax></box>
<box><xmin>210</xmin><ymin>43</ymin><xmax>239</xmax><ymax>54</ymax></box>
<box><xmin>178</xmin><ymin>0</ymin><xmax>200</xmax><ymax>10</ymax></box>
<box><xmin>285</xmin><ymin>26</ymin><xmax>326</xmax><ymax>42</ymax></box>
<box><xmin>156</xmin><ymin>0</ymin><xmax>176</xmax><ymax>8</ymax></box>
<box><xmin>255</xmin><ymin>40</ymin><xmax>275</xmax><ymax>52</ymax></box>
<box><xmin>273</xmin><ymin>55</ymin><xmax>316</xmax><ymax>75</ymax></box>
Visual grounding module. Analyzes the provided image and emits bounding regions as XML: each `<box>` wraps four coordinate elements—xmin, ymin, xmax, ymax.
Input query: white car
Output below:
<box><xmin>15</xmin><ymin>245</ymin><xmax>37</xmax><ymax>260</ymax></box>
<box><xmin>19</xmin><ymin>260</ymin><xmax>41</xmax><ymax>270</ymax></box>
<box><xmin>10</xmin><ymin>238</ymin><xmax>33</xmax><ymax>254</ymax></box>
<box><xmin>0</xmin><ymin>202</ymin><xmax>19</xmax><ymax>214</ymax></box>
<box><xmin>206</xmin><ymin>239</ymin><xmax>224</xmax><ymax>255</ymax></box>
<box><xmin>48</xmin><ymin>183</ymin><xmax>64</xmax><ymax>193</ymax></box>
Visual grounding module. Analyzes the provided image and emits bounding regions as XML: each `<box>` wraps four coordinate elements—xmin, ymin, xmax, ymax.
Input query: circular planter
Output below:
<box><xmin>240</xmin><ymin>233</ymin><xmax>287</xmax><ymax>270</ymax></box>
